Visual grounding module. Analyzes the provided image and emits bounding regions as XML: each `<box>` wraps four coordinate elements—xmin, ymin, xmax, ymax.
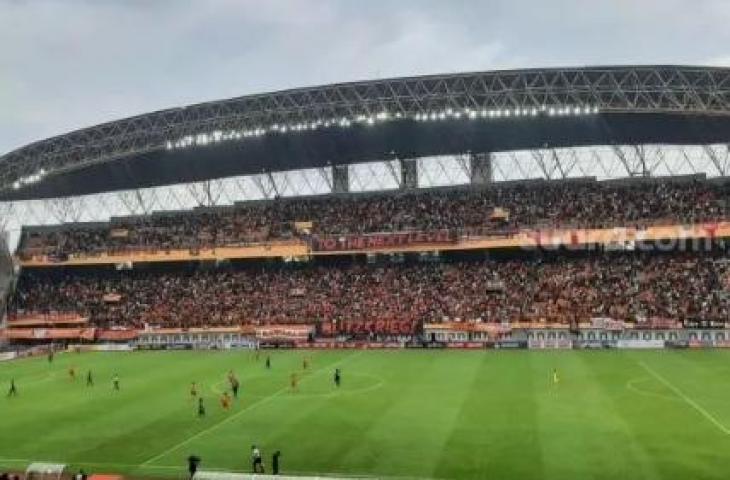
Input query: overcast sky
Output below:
<box><xmin>2</xmin><ymin>0</ymin><xmax>730</xmax><ymax>155</ymax></box>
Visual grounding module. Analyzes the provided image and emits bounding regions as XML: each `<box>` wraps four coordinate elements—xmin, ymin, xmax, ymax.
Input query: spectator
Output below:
<box><xmin>18</xmin><ymin>179</ymin><xmax>727</xmax><ymax>258</ymax></box>
<box><xmin>10</xmin><ymin>251</ymin><xmax>730</xmax><ymax>331</ymax></box>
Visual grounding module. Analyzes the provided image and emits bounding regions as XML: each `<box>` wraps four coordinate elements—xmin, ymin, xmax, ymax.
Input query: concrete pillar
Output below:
<box><xmin>400</xmin><ymin>158</ymin><xmax>418</xmax><ymax>189</ymax></box>
<box><xmin>332</xmin><ymin>164</ymin><xmax>349</xmax><ymax>193</ymax></box>
<box><xmin>470</xmin><ymin>152</ymin><xmax>493</xmax><ymax>185</ymax></box>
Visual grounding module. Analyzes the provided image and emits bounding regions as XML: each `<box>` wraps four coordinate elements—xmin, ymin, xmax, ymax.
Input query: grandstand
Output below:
<box><xmin>4</xmin><ymin>66</ymin><xmax>730</xmax><ymax>479</ymax></box>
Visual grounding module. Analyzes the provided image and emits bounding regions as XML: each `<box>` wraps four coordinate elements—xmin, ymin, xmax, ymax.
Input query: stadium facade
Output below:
<box><xmin>2</xmin><ymin>65</ymin><xmax>730</xmax><ymax>248</ymax></box>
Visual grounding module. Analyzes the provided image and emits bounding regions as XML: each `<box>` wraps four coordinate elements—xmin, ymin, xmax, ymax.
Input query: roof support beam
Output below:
<box><xmin>4</xmin><ymin>66</ymin><xmax>730</xmax><ymax>199</ymax></box>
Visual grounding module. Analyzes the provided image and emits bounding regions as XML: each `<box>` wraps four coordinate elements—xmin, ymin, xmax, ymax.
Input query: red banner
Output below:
<box><xmin>1</xmin><ymin>328</ymin><xmax>96</xmax><ymax>340</ymax></box>
<box><xmin>7</xmin><ymin>313</ymin><xmax>88</xmax><ymax>327</ymax></box>
<box><xmin>423</xmin><ymin>322</ymin><xmax>511</xmax><ymax>334</ymax></box>
<box><xmin>297</xmin><ymin>341</ymin><xmax>404</xmax><ymax>349</ymax></box>
<box><xmin>320</xmin><ymin>320</ymin><xmax>417</xmax><ymax>336</ymax></box>
<box><xmin>255</xmin><ymin>325</ymin><xmax>314</xmax><ymax>340</ymax></box>
<box><xmin>310</xmin><ymin>230</ymin><xmax>456</xmax><ymax>252</ymax></box>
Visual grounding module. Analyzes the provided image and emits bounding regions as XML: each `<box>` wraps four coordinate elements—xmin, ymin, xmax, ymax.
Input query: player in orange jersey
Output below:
<box><xmin>220</xmin><ymin>391</ymin><xmax>231</xmax><ymax>410</ymax></box>
<box><xmin>290</xmin><ymin>372</ymin><xmax>299</xmax><ymax>392</ymax></box>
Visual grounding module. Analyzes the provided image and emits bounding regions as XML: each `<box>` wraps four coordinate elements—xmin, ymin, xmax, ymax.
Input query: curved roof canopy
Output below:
<box><xmin>4</xmin><ymin>65</ymin><xmax>730</xmax><ymax>200</ymax></box>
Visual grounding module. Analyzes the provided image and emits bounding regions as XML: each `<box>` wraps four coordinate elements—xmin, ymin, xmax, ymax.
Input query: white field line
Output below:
<box><xmin>638</xmin><ymin>361</ymin><xmax>730</xmax><ymax>435</ymax></box>
<box><xmin>141</xmin><ymin>352</ymin><xmax>363</xmax><ymax>466</ymax></box>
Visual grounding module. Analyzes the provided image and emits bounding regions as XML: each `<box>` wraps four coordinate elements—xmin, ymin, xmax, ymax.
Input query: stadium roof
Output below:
<box><xmin>4</xmin><ymin>64</ymin><xmax>730</xmax><ymax>201</ymax></box>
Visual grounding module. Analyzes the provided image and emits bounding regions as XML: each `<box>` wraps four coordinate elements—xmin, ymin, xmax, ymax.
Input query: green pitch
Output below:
<box><xmin>1</xmin><ymin>349</ymin><xmax>730</xmax><ymax>479</ymax></box>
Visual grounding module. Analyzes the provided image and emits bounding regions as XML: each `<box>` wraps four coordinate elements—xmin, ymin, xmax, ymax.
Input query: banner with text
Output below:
<box><xmin>320</xmin><ymin>320</ymin><xmax>418</xmax><ymax>336</ymax></box>
<box><xmin>255</xmin><ymin>325</ymin><xmax>314</xmax><ymax>341</ymax></box>
<box><xmin>310</xmin><ymin>230</ymin><xmax>457</xmax><ymax>252</ymax></box>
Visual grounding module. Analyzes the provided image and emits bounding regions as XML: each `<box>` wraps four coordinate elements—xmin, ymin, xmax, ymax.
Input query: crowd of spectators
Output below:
<box><xmin>10</xmin><ymin>252</ymin><xmax>730</xmax><ymax>329</ymax></box>
<box><xmin>18</xmin><ymin>179</ymin><xmax>727</xmax><ymax>257</ymax></box>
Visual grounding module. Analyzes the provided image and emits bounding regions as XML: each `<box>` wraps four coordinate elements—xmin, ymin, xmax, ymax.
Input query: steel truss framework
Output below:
<box><xmin>3</xmin><ymin>65</ymin><xmax>730</xmax><ymax>193</ymax></box>
<box><xmin>2</xmin><ymin>142</ymin><xmax>729</xmax><ymax>249</ymax></box>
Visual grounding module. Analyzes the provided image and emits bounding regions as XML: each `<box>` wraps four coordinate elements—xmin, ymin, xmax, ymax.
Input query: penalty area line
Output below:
<box><xmin>638</xmin><ymin>361</ymin><xmax>730</xmax><ymax>435</ymax></box>
<box><xmin>141</xmin><ymin>351</ymin><xmax>362</xmax><ymax>467</ymax></box>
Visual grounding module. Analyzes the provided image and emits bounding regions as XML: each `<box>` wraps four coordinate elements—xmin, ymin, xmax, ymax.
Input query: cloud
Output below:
<box><xmin>703</xmin><ymin>56</ymin><xmax>730</xmax><ymax>67</ymax></box>
<box><xmin>2</xmin><ymin>0</ymin><xmax>730</xmax><ymax>154</ymax></box>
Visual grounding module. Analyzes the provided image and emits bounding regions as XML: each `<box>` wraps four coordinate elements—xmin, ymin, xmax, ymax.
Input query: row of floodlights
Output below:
<box><xmin>12</xmin><ymin>168</ymin><xmax>46</xmax><ymax>190</ymax></box>
<box><xmin>414</xmin><ymin>105</ymin><xmax>598</xmax><ymax>121</ymax></box>
<box><xmin>6</xmin><ymin>105</ymin><xmax>600</xmax><ymax>191</ymax></box>
<box><xmin>165</xmin><ymin>105</ymin><xmax>600</xmax><ymax>150</ymax></box>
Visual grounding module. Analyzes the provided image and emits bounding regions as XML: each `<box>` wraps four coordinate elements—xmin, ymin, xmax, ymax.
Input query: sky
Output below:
<box><xmin>2</xmin><ymin>0</ymin><xmax>730</xmax><ymax>155</ymax></box>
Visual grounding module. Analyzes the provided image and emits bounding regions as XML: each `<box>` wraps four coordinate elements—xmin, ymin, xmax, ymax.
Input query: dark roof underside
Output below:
<box><xmin>3</xmin><ymin>111</ymin><xmax>729</xmax><ymax>201</ymax></box>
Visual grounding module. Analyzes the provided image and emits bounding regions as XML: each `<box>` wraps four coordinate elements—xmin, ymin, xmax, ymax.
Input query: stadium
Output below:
<box><xmin>3</xmin><ymin>64</ymin><xmax>730</xmax><ymax>480</ymax></box>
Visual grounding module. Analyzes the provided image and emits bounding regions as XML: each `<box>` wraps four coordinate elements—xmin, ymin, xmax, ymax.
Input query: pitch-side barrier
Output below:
<box><xmin>195</xmin><ymin>470</ymin><xmax>379</xmax><ymax>480</ymax></box>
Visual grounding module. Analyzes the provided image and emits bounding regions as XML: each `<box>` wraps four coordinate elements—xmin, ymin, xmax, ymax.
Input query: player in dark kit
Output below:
<box><xmin>334</xmin><ymin>368</ymin><xmax>341</xmax><ymax>387</ymax></box>
<box><xmin>86</xmin><ymin>370</ymin><xmax>94</xmax><ymax>387</ymax></box>
<box><xmin>7</xmin><ymin>379</ymin><xmax>17</xmax><ymax>397</ymax></box>
<box><xmin>272</xmin><ymin>451</ymin><xmax>281</xmax><ymax>475</ymax></box>
<box><xmin>198</xmin><ymin>397</ymin><xmax>206</xmax><ymax>417</ymax></box>
<box><xmin>231</xmin><ymin>377</ymin><xmax>240</xmax><ymax>398</ymax></box>
<box><xmin>187</xmin><ymin>455</ymin><xmax>201</xmax><ymax>480</ymax></box>
<box><xmin>112</xmin><ymin>374</ymin><xmax>120</xmax><ymax>391</ymax></box>
<box><xmin>227</xmin><ymin>370</ymin><xmax>239</xmax><ymax>397</ymax></box>
<box><xmin>266</xmin><ymin>356</ymin><xmax>271</xmax><ymax>369</ymax></box>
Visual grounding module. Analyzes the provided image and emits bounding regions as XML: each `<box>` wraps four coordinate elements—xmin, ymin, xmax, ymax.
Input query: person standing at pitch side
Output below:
<box><xmin>272</xmin><ymin>450</ymin><xmax>281</xmax><ymax>475</ymax></box>
<box><xmin>187</xmin><ymin>455</ymin><xmax>201</xmax><ymax>480</ymax></box>
<box><xmin>251</xmin><ymin>445</ymin><xmax>264</xmax><ymax>473</ymax></box>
